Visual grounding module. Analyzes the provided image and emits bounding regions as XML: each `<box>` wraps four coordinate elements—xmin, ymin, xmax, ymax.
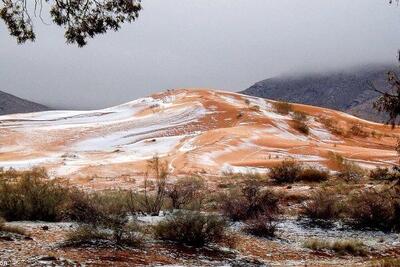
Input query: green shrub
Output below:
<box><xmin>272</xmin><ymin>101</ymin><xmax>292</xmax><ymax>115</ymax></box>
<box><xmin>153</xmin><ymin>211</ymin><xmax>226</xmax><ymax>247</ymax></box>
<box><xmin>0</xmin><ymin>168</ymin><xmax>68</xmax><ymax>221</ymax></box>
<box><xmin>269</xmin><ymin>160</ymin><xmax>303</xmax><ymax>184</ymax></box>
<box><xmin>304</xmin><ymin>238</ymin><xmax>367</xmax><ymax>256</ymax></box>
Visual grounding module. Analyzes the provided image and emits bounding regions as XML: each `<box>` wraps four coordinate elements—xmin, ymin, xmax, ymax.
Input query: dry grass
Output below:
<box><xmin>304</xmin><ymin>238</ymin><xmax>367</xmax><ymax>256</ymax></box>
<box><xmin>272</xmin><ymin>101</ymin><xmax>292</xmax><ymax>115</ymax></box>
<box><xmin>0</xmin><ymin>217</ymin><xmax>27</xmax><ymax>236</ymax></box>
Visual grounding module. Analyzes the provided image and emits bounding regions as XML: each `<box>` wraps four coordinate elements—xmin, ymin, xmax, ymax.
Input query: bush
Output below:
<box><xmin>369</xmin><ymin>167</ymin><xmax>400</xmax><ymax>182</ymax></box>
<box><xmin>272</xmin><ymin>101</ymin><xmax>292</xmax><ymax>115</ymax></box>
<box><xmin>336</xmin><ymin>161</ymin><xmax>365</xmax><ymax>182</ymax></box>
<box><xmin>304</xmin><ymin>238</ymin><xmax>367</xmax><ymax>256</ymax></box>
<box><xmin>153</xmin><ymin>211</ymin><xmax>226</xmax><ymax>247</ymax></box>
<box><xmin>269</xmin><ymin>160</ymin><xmax>303</xmax><ymax>184</ymax></box>
<box><xmin>348</xmin><ymin>124</ymin><xmax>369</xmax><ymax>137</ymax></box>
<box><xmin>166</xmin><ymin>176</ymin><xmax>205</xmax><ymax>210</ymax></box>
<box><xmin>221</xmin><ymin>179</ymin><xmax>280</xmax><ymax>221</ymax></box>
<box><xmin>291</xmin><ymin>111</ymin><xmax>310</xmax><ymax>135</ymax></box>
<box><xmin>244</xmin><ymin>215</ymin><xmax>277</xmax><ymax>238</ymax></box>
<box><xmin>0</xmin><ymin>168</ymin><xmax>68</xmax><ymax>221</ymax></box>
<box><xmin>344</xmin><ymin>189</ymin><xmax>400</xmax><ymax>231</ymax></box>
<box><xmin>319</xmin><ymin>117</ymin><xmax>345</xmax><ymax>136</ymax></box>
<box><xmin>301</xmin><ymin>189</ymin><xmax>342</xmax><ymax>223</ymax></box>
<box><xmin>297</xmin><ymin>168</ymin><xmax>330</xmax><ymax>183</ymax></box>
<box><xmin>131</xmin><ymin>156</ymin><xmax>169</xmax><ymax>215</ymax></box>
<box><xmin>64</xmin><ymin>225</ymin><xmax>110</xmax><ymax>247</ymax></box>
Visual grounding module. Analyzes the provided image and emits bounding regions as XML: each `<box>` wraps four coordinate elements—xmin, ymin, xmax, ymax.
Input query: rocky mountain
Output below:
<box><xmin>0</xmin><ymin>89</ymin><xmax>398</xmax><ymax>185</ymax></box>
<box><xmin>241</xmin><ymin>65</ymin><xmax>396</xmax><ymax>123</ymax></box>
<box><xmin>0</xmin><ymin>90</ymin><xmax>49</xmax><ymax>115</ymax></box>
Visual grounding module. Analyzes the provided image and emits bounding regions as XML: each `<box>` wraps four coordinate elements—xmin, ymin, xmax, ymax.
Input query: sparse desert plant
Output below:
<box><xmin>344</xmin><ymin>189</ymin><xmax>399</xmax><ymax>231</ymax></box>
<box><xmin>0</xmin><ymin>168</ymin><xmax>68</xmax><ymax>221</ymax></box>
<box><xmin>301</xmin><ymin>189</ymin><xmax>342</xmax><ymax>223</ymax></box>
<box><xmin>336</xmin><ymin>162</ymin><xmax>365</xmax><ymax>182</ymax></box>
<box><xmin>131</xmin><ymin>156</ymin><xmax>169</xmax><ymax>215</ymax></box>
<box><xmin>244</xmin><ymin>214</ymin><xmax>277</xmax><ymax>238</ymax></box>
<box><xmin>269</xmin><ymin>159</ymin><xmax>303</xmax><ymax>184</ymax></box>
<box><xmin>291</xmin><ymin>111</ymin><xmax>310</xmax><ymax>135</ymax></box>
<box><xmin>319</xmin><ymin>117</ymin><xmax>345</xmax><ymax>136</ymax></box>
<box><xmin>297</xmin><ymin>168</ymin><xmax>330</xmax><ymax>183</ymax></box>
<box><xmin>304</xmin><ymin>238</ymin><xmax>367</xmax><ymax>256</ymax></box>
<box><xmin>153</xmin><ymin>211</ymin><xmax>226</xmax><ymax>247</ymax></box>
<box><xmin>64</xmin><ymin>225</ymin><xmax>111</xmax><ymax>247</ymax></box>
<box><xmin>348</xmin><ymin>123</ymin><xmax>369</xmax><ymax>137</ymax></box>
<box><xmin>369</xmin><ymin>167</ymin><xmax>400</xmax><ymax>182</ymax></box>
<box><xmin>166</xmin><ymin>176</ymin><xmax>205</xmax><ymax>210</ymax></box>
<box><xmin>221</xmin><ymin>179</ymin><xmax>279</xmax><ymax>221</ymax></box>
<box><xmin>272</xmin><ymin>101</ymin><xmax>292</xmax><ymax>115</ymax></box>
<box><xmin>327</xmin><ymin>153</ymin><xmax>365</xmax><ymax>182</ymax></box>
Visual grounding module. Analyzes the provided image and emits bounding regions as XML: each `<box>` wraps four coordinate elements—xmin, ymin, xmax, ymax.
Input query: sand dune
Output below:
<box><xmin>0</xmin><ymin>89</ymin><xmax>399</xmax><ymax>180</ymax></box>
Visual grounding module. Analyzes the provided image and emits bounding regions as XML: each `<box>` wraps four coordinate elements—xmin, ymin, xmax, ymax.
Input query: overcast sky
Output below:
<box><xmin>1</xmin><ymin>0</ymin><xmax>400</xmax><ymax>109</ymax></box>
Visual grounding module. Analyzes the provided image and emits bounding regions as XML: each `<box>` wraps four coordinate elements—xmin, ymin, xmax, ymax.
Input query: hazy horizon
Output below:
<box><xmin>1</xmin><ymin>0</ymin><xmax>400</xmax><ymax>109</ymax></box>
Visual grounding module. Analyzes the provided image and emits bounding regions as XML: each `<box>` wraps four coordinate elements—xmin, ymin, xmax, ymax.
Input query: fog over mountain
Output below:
<box><xmin>241</xmin><ymin>64</ymin><xmax>397</xmax><ymax>123</ymax></box>
<box><xmin>1</xmin><ymin>0</ymin><xmax>400</xmax><ymax>109</ymax></box>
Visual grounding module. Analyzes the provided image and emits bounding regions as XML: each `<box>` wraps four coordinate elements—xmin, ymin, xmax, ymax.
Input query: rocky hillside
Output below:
<box><xmin>0</xmin><ymin>89</ymin><xmax>398</xmax><ymax>187</ymax></box>
<box><xmin>241</xmin><ymin>65</ymin><xmax>395</xmax><ymax>123</ymax></box>
<box><xmin>0</xmin><ymin>90</ymin><xmax>49</xmax><ymax>115</ymax></box>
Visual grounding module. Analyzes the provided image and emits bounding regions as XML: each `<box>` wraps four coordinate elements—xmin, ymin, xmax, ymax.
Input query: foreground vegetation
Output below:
<box><xmin>0</xmin><ymin>156</ymin><xmax>399</xmax><ymax>265</ymax></box>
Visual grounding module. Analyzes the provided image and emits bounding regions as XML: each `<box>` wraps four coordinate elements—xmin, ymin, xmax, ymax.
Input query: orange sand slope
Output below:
<box><xmin>0</xmin><ymin>89</ymin><xmax>399</xmax><ymax>178</ymax></box>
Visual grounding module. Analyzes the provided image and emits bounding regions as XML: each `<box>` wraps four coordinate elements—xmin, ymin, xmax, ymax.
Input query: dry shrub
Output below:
<box><xmin>272</xmin><ymin>101</ymin><xmax>292</xmax><ymax>115</ymax></box>
<box><xmin>328</xmin><ymin>152</ymin><xmax>365</xmax><ymax>182</ymax></box>
<box><xmin>221</xmin><ymin>179</ymin><xmax>279</xmax><ymax>221</ymax></box>
<box><xmin>348</xmin><ymin>124</ymin><xmax>369</xmax><ymax>137</ymax></box>
<box><xmin>304</xmin><ymin>238</ymin><xmax>367</xmax><ymax>256</ymax></box>
<box><xmin>336</xmin><ymin>162</ymin><xmax>365</xmax><ymax>182</ymax></box>
<box><xmin>297</xmin><ymin>168</ymin><xmax>330</xmax><ymax>183</ymax></box>
<box><xmin>319</xmin><ymin>117</ymin><xmax>345</xmax><ymax>136</ymax></box>
<box><xmin>166</xmin><ymin>176</ymin><xmax>205</xmax><ymax>210</ymax></box>
<box><xmin>269</xmin><ymin>160</ymin><xmax>303</xmax><ymax>184</ymax></box>
<box><xmin>301</xmin><ymin>189</ymin><xmax>342</xmax><ymax>223</ymax></box>
<box><xmin>344</xmin><ymin>188</ymin><xmax>400</xmax><ymax>231</ymax></box>
<box><xmin>0</xmin><ymin>168</ymin><xmax>68</xmax><ymax>221</ymax></box>
<box><xmin>153</xmin><ymin>211</ymin><xmax>226</xmax><ymax>247</ymax></box>
<box><xmin>244</xmin><ymin>214</ymin><xmax>277</xmax><ymax>238</ymax></box>
<box><xmin>129</xmin><ymin>156</ymin><xmax>169</xmax><ymax>215</ymax></box>
<box><xmin>291</xmin><ymin>111</ymin><xmax>310</xmax><ymax>135</ymax></box>
<box><xmin>369</xmin><ymin>167</ymin><xmax>400</xmax><ymax>182</ymax></box>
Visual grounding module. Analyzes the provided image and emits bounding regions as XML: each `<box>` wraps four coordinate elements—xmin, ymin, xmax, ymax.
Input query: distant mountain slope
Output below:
<box><xmin>0</xmin><ymin>90</ymin><xmax>49</xmax><ymax>115</ymax></box>
<box><xmin>241</xmin><ymin>65</ymin><xmax>395</xmax><ymax>123</ymax></box>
